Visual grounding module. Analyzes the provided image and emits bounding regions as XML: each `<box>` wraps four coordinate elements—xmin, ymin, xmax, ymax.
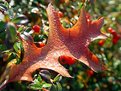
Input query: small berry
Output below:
<box><xmin>59</xmin><ymin>56</ymin><xmax>76</xmax><ymax>65</ymax></box>
<box><xmin>108</xmin><ymin>27</ymin><xmax>117</xmax><ymax>36</ymax></box>
<box><xmin>108</xmin><ymin>27</ymin><xmax>120</xmax><ymax>44</ymax></box>
<box><xmin>91</xmin><ymin>54</ymin><xmax>99</xmax><ymax>64</ymax></box>
<box><xmin>86</xmin><ymin>70</ymin><xmax>94</xmax><ymax>77</ymax></box>
<box><xmin>58</xmin><ymin>11</ymin><xmax>64</xmax><ymax>18</ymax></box>
<box><xmin>32</xmin><ymin>25</ymin><xmax>40</xmax><ymax>33</ymax></box>
<box><xmin>112</xmin><ymin>35</ymin><xmax>120</xmax><ymax>45</ymax></box>
<box><xmin>98</xmin><ymin>40</ymin><xmax>105</xmax><ymax>46</ymax></box>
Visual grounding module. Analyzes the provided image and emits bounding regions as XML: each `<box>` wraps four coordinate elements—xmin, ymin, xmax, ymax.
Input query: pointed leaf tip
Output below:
<box><xmin>93</xmin><ymin>17</ymin><xmax>104</xmax><ymax>30</ymax></box>
<box><xmin>97</xmin><ymin>17</ymin><xmax>104</xmax><ymax>28</ymax></box>
<box><xmin>80</xmin><ymin>6</ymin><xmax>87</xmax><ymax>20</ymax></box>
<box><xmin>76</xmin><ymin>6</ymin><xmax>87</xmax><ymax>29</ymax></box>
<box><xmin>47</xmin><ymin>3</ymin><xmax>54</xmax><ymax>12</ymax></box>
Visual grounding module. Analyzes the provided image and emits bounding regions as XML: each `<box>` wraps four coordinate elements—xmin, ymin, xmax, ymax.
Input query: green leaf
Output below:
<box><xmin>8</xmin><ymin>52</ymin><xmax>17</xmax><ymax>62</ymax></box>
<box><xmin>18</xmin><ymin>26</ymin><xmax>24</xmax><ymax>32</ymax></box>
<box><xmin>29</xmin><ymin>79</ymin><xmax>43</xmax><ymax>90</ymax></box>
<box><xmin>37</xmin><ymin>75</ymin><xmax>43</xmax><ymax>82</ymax></box>
<box><xmin>12</xmin><ymin>15</ymin><xmax>28</xmax><ymax>25</ymax></box>
<box><xmin>53</xmin><ymin>75</ymin><xmax>62</xmax><ymax>82</ymax></box>
<box><xmin>39</xmin><ymin>70</ymin><xmax>51</xmax><ymax>83</ymax></box>
<box><xmin>0</xmin><ymin>32</ymin><xmax>6</xmax><ymax>40</ymax></box>
<box><xmin>56</xmin><ymin>82</ymin><xmax>62</xmax><ymax>91</ymax></box>
<box><xmin>29</xmin><ymin>83</ymin><xmax>43</xmax><ymax>90</ymax></box>
<box><xmin>50</xmin><ymin>84</ymin><xmax>58</xmax><ymax>91</ymax></box>
<box><xmin>42</xmin><ymin>83</ymin><xmax>52</xmax><ymax>88</ymax></box>
<box><xmin>0</xmin><ymin>21</ymin><xmax>6</xmax><ymax>32</ymax></box>
<box><xmin>6</xmin><ymin>22</ymin><xmax>17</xmax><ymax>43</ymax></box>
<box><xmin>0</xmin><ymin>3</ymin><xmax>8</xmax><ymax>12</ymax></box>
<box><xmin>79</xmin><ymin>82</ymin><xmax>84</xmax><ymax>88</ymax></box>
<box><xmin>29</xmin><ymin>75</ymin><xmax>52</xmax><ymax>90</ymax></box>
<box><xmin>0</xmin><ymin>44</ymin><xmax>7</xmax><ymax>51</ymax></box>
<box><xmin>13</xmin><ymin>42</ymin><xmax>21</xmax><ymax>53</ymax></box>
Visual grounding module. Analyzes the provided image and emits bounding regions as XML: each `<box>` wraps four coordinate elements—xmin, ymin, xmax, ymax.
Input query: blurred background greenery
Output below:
<box><xmin>0</xmin><ymin>0</ymin><xmax>121</xmax><ymax>91</ymax></box>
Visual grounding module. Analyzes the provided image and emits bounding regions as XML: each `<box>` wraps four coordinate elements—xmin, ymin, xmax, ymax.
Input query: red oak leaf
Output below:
<box><xmin>0</xmin><ymin>4</ymin><xmax>106</xmax><ymax>89</ymax></box>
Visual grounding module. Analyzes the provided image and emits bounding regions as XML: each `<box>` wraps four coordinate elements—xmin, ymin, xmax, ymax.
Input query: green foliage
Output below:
<box><xmin>29</xmin><ymin>75</ymin><xmax>52</xmax><ymax>90</ymax></box>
